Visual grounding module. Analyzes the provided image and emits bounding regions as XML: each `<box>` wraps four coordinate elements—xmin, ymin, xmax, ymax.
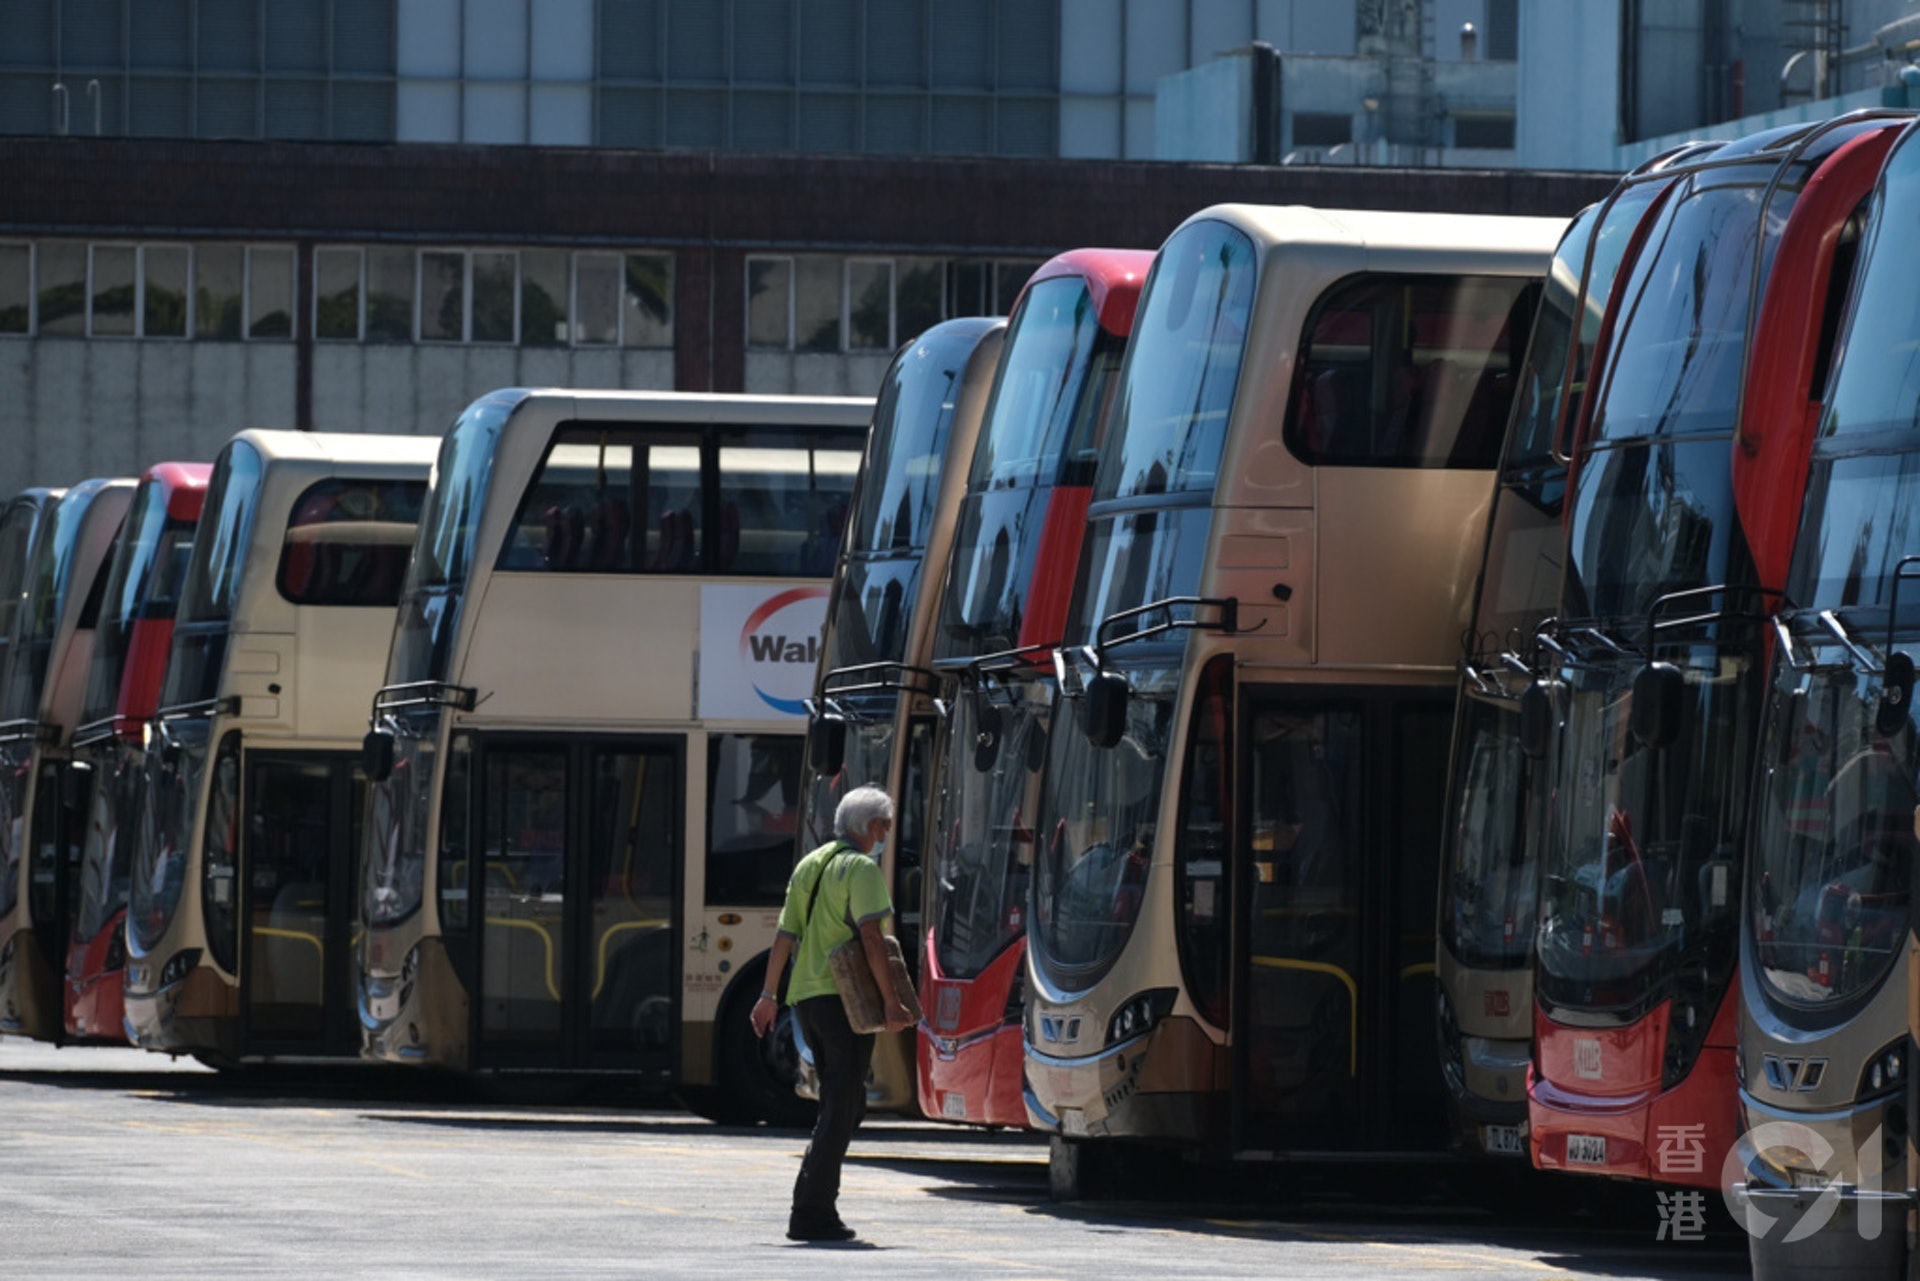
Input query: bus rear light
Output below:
<box><xmin>1106</xmin><ymin>988</ymin><xmax>1176</xmax><ymax>1046</ymax></box>
<box><xmin>158</xmin><ymin>949</ymin><xmax>201</xmax><ymax>988</ymax></box>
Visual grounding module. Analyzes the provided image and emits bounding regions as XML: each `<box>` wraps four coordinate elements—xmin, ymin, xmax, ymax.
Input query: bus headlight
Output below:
<box><xmin>1106</xmin><ymin>988</ymin><xmax>1176</xmax><ymax>1045</ymax></box>
<box><xmin>1859</xmin><ymin>1039</ymin><xmax>1910</xmax><ymax>1101</ymax></box>
<box><xmin>158</xmin><ymin>949</ymin><xmax>201</xmax><ymax>988</ymax></box>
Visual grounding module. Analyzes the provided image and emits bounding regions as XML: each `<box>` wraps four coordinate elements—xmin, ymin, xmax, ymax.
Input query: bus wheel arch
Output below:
<box><xmin>713</xmin><ymin>954</ymin><xmax>815</xmax><ymax>1129</ymax></box>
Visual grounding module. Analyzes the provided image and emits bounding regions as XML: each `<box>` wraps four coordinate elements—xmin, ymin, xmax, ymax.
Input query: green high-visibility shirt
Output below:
<box><xmin>776</xmin><ymin>839</ymin><xmax>893</xmax><ymax>1005</ymax></box>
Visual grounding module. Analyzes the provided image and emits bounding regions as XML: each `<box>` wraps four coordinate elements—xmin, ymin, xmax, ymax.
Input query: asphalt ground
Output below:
<box><xmin>0</xmin><ymin>1038</ymin><xmax>1756</xmax><ymax>1279</ymax></box>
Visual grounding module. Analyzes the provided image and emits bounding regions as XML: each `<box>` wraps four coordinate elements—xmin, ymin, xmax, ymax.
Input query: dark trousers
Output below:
<box><xmin>791</xmin><ymin>995</ymin><xmax>875</xmax><ymax>1225</ymax></box>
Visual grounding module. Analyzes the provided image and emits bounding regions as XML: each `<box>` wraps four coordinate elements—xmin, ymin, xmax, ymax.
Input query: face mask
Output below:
<box><xmin>869</xmin><ymin>839</ymin><xmax>887</xmax><ymax>860</ymax></box>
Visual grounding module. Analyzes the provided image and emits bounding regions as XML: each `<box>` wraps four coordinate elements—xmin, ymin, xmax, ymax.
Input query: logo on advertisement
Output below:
<box><xmin>737</xmin><ymin>586</ymin><xmax>829</xmax><ymax>715</ymax></box>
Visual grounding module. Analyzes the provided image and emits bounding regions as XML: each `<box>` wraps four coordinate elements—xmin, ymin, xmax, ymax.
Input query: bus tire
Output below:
<box><xmin>1048</xmin><ymin>1135</ymin><xmax>1120</xmax><ymax>1201</ymax></box>
<box><xmin>716</xmin><ymin>961</ymin><xmax>816</xmax><ymax>1130</ymax></box>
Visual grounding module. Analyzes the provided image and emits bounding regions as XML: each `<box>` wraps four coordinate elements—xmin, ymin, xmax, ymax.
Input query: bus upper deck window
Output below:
<box><xmin>1287</xmin><ymin>274</ymin><xmax>1535</xmax><ymax>470</ymax></box>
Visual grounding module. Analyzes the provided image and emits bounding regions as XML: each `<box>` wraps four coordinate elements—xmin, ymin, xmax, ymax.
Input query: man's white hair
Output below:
<box><xmin>833</xmin><ymin>785</ymin><xmax>895</xmax><ymax>838</ymax></box>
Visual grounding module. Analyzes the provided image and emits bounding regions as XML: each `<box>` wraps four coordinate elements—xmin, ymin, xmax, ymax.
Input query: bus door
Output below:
<box><xmin>241</xmin><ymin>751</ymin><xmax>362</xmax><ymax>1056</ymax></box>
<box><xmin>470</xmin><ymin>737</ymin><xmax>681</xmax><ymax>1074</ymax></box>
<box><xmin>1233</xmin><ymin>691</ymin><xmax>1450</xmax><ymax>1153</ymax></box>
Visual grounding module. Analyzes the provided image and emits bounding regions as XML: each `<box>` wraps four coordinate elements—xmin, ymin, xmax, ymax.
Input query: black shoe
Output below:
<box><xmin>786</xmin><ymin>1217</ymin><xmax>857</xmax><ymax>1242</ymax></box>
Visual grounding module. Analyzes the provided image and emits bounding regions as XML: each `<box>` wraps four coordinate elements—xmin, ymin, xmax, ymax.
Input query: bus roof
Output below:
<box><xmin>231</xmin><ymin>429</ymin><xmax>443</xmax><ymax>470</ymax></box>
<box><xmin>142</xmin><ymin>461</ymin><xmax>213</xmax><ymax>521</ymax></box>
<box><xmin>485</xmin><ymin>388</ymin><xmax>875</xmax><ymax>426</ymax></box>
<box><xmin>1187</xmin><ymin>204</ymin><xmax>1565</xmax><ymax>271</ymax></box>
<box><xmin>1020</xmin><ymin>248</ymin><xmax>1156</xmax><ymax>337</ymax></box>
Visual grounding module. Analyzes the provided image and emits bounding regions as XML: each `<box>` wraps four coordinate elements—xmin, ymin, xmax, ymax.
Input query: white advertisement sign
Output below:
<box><xmin>698</xmin><ymin>583</ymin><xmax>829</xmax><ymax>721</ymax></box>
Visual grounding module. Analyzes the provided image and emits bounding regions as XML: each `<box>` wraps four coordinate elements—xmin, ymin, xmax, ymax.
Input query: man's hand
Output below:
<box><xmin>750</xmin><ymin>993</ymin><xmax>777</xmax><ymax>1039</ymax></box>
<box><xmin>885</xmin><ymin>999</ymin><xmax>915</xmax><ymax>1034</ymax></box>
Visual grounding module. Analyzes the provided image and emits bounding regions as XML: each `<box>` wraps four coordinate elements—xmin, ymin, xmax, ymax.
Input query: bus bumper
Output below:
<box><xmin>0</xmin><ymin>927</ymin><xmax>61</xmax><ymax>1040</ymax></box>
<box><xmin>1024</xmin><ymin>1016</ymin><xmax>1220</xmax><ymax>1144</ymax></box>
<box><xmin>360</xmin><ymin>936</ymin><xmax>467</xmax><ymax>1069</ymax></box>
<box><xmin>1442</xmin><ymin>1033</ymin><xmax>1531</xmax><ymax>1157</ymax></box>
<box><xmin>1527</xmin><ymin>1043</ymin><xmax>1740</xmax><ymax>1189</ymax></box>
<box><xmin>1736</xmin><ymin>1089</ymin><xmax>1909</xmax><ymax>1193</ymax></box>
<box><xmin>918</xmin><ymin>1021</ymin><xmax>1027</xmax><ymax>1127</ymax></box>
<box><xmin>121</xmin><ymin>963</ymin><xmax>235</xmax><ymax>1058</ymax></box>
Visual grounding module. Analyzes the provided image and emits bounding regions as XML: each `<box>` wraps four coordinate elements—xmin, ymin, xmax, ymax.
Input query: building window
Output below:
<box><xmin>1453</xmin><ymin>114</ymin><xmax>1515</xmax><ymax>150</ymax></box>
<box><xmin>196</xmin><ymin>244</ymin><xmax>245</xmax><ymax>340</ymax></box>
<box><xmin>315</xmin><ymin>247</ymin><xmax>364</xmax><ymax>341</ymax></box>
<box><xmin>90</xmin><ymin>246</ymin><xmax>138</xmax><ymax>338</ymax></box>
<box><xmin>522</xmin><ymin>249</ymin><xmax>571</xmax><ymax>347</ymax></box>
<box><xmin>747</xmin><ymin>252</ymin><xmax>1040</xmax><ymax>351</ymax></box>
<box><xmin>366</xmin><ymin>246</ymin><xmax>414</xmax><ymax>342</ymax></box>
<box><xmin>0</xmin><ymin>244</ymin><xmax>27</xmax><ymax>334</ymax></box>
<box><xmin>248</xmin><ymin>246</ymin><xmax>296</xmax><ymax>339</ymax></box>
<box><xmin>1293</xmin><ymin>112</ymin><xmax>1352</xmax><ymax>149</ymax></box>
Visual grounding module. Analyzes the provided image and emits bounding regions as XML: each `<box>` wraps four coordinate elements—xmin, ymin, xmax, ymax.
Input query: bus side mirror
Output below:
<box><xmin>1630</xmin><ymin>662</ymin><xmax>1687</xmax><ymax>749</ymax></box>
<box><xmin>1082</xmin><ymin>672</ymin><xmax>1130</xmax><ymax>749</ymax></box>
<box><xmin>1878</xmin><ymin>652</ymin><xmax>1915</xmax><ymax>738</ymax></box>
<box><xmin>362</xmin><ymin>729</ymin><xmax>396</xmax><ymax>784</ymax></box>
<box><xmin>1519</xmin><ymin>681</ymin><xmax>1555</xmax><ymax>760</ymax></box>
<box><xmin>973</xmin><ymin>703</ymin><xmax>1002</xmax><ymax>773</ymax></box>
<box><xmin>806</xmin><ymin>715</ymin><xmax>847</xmax><ymax>777</ymax></box>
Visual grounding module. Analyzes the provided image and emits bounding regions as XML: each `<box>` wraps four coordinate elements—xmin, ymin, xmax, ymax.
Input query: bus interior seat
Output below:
<box><xmin>544</xmin><ymin>504</ymin><xmax>586</xmax><ymax>571</ymax></box>
<box><xmin>649</xmin><ymin>508</ymin><xmax>694</xmax><ymax>572</ymax></box>
<box><xmin>589</xmin><ymin>497</ymin><xmax>631</xmax><ymax>571</ymax></box>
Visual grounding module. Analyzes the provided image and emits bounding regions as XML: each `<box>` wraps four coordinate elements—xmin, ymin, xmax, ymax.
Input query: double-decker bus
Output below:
<box><xmin>798</xmin><ymin>319</ymin><xmax>1007</xmax><ymax>1115</ymax></box>
<box><xmin>1022</xmin><ymin>205</ymin><xmax>1557</xmax><ymax>1189</ymax></box>
<box><xmin>124</xmin><ymin>431</ymin><xmax>436</xmax><ymax>1064</ymax></box>
<box><xmin>1525</xmin><ymin>114</ymin><xmax>1912</xmax><ymax>1191</ymax></box>
<box><xmin>65</xmin><ymin>462</ymin><xmax>211</xmax><ymax>1042</ymax></box>
<box><xmin>1436</xmin><ymin>145</ymin><xmax>1721</xmax><ymax>1160</ymax></box>
<box><xmin>1730</xmin><ymin>117</ymin><xmax>1920</xmax><ymax>1244</ymax></box>
<box><xmin>0</xmin><ymin>477</ymin><xmax>136</xmax><ymax>1040</ymax></box>
<box><xmin>357</xmin><ymin>390</ymin><xmax>870</xmax><ymax>1119</ymax></box>
<box><xmin>919</xmin><ymin>248</ymin><xmax>1151</xmax><ymax>1129</ymax></box>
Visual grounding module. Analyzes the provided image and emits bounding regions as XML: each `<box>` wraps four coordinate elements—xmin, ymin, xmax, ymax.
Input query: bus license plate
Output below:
<box><xmin>1566</xmin><ymin>1134</ymin><xmax>1608</xmax><ymax>1166</ymax></box>
<box><xmin>941</xmin><ymin>1093</ymin><xmax>967</xmax><ymax>1120</ymax></box>
<box><xmin>1482</xmin><ymin>1125</ymin><xmax>1523</xmax><ymax>1156</ymax></box>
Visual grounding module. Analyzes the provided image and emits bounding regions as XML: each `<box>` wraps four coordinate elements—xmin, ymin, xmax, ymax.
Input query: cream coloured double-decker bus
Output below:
<box><xmin>358</xmin><ymin>390</ymin><xmax>870</xmax><ymax>1118</ymax></box>
<box><xmin>1023</xmin><ymin>205</ymin><xmax>1558</xmax><ymax>1191</ymax></box>
<box><xmin>124</xmin><ymin>431</ymin><xmax>436</xmax><ymax>1063</ymax></box>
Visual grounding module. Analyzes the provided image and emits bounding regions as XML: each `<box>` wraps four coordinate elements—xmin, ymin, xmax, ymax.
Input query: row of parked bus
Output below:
<box><xmin>1</xmin><ymin>103</ymin><xmax>1915</xmax><ymax>1275</ymax></box>
<box><xmin>792</xmin><ymin>106</ymin><xmax>1920</xmax><ymax>1276</ymax></box>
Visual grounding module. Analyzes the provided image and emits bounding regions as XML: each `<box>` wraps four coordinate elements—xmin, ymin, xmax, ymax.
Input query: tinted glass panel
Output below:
<box><xmin>1098</xmin><ymin>220</ymin><xmax>1253</xmax><ymax>500</ymax></box>
<box><xmin>706</xmin><ymin>733</ymin><xmax>801</xmax><ymax>906</ymax></box>
<box><xmin>1288</xmin><ymin>273</ymin><xmax>1535</xmax><ymax>468</ymax></box>
<box><xmin>276</xmin><ymin>478</ymin><xmax>426</xmax><ymax>606</ymax></box>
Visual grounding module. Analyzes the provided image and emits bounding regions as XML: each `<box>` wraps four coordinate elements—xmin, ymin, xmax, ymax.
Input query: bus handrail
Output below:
<box><xmin>0</xmin><ymin>718</ymin><xmax>57</xmax><ymax>747</ymax></box>
<box><xmin>1639</xmin><ymin>583</ymin><xmax>1785</xmax><ymax>656</ymax></box>
<box><xmin>1882</xmin><ymin>555</ymin><xmax>1920</xmax><ymax>656</ymax></box>
<box><xmin>72</xmin><ymin>713</ymin><xmax>144</xmax><ymax>749</ymax></box>
<box><xmin>1092</xmin><ymin>595</ymin><xmax>1253</xmax><ymax>658</ymax></box>
<box><xmin>814</xmin><ymin>661</ymin><xmax>940</xmax><ymax>703</ymax></box>
<box><xmin>156</xmin><ymin>696</ymin><xmax>240</xmax><ymax>723</ymax></box>
<box><xmin>372</xmin><ymin>681</ymin><xmax>478</xmax><ymax>715</ymax></box>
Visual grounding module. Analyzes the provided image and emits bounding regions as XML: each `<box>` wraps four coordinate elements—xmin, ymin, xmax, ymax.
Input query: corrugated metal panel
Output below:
<box><xmin>265</xmin><ymin>78</ymin><xmax>327</xmax><ymax>137</ymax></box>
<box><xmin>733</xmin><ymin>0</ymin><xmax>791</xmax><ymax>83</ymax></box>
<box><xmin>796</xmin><ymin>0</ymin><xmax>855</xmax><ymax>86</ymax></box>
<box><xmin>863</xmin><ymin>90</ymin><xmax>921</xmax><ymax>152</ymax></box>
<box><xmin>129</xmin><ymin>74</ymin><xmax>192</xmax><ymax>135</ymax></box>
<box><xmin>931</xmin><ymin>0</ymin><xmax>988</xmax><ymax>88</ymax></box>
<box><xmin>599</xmin><ymin>0</ymin><xmax>661</xmax><ymax>80</ymax></box>
<box><xmin>732</xmin><ymin>88</ymin><xmax>792</xmax><ymax>149</ymax></box>
<box><xmin>664</xmin><ymin>86</ymin><xmax>724</xmax><ymax>146</ymax></box>
<box><xmin>195</xmin><ymin>77</ymin><xmax>260</xmax><ymax>136</ymax></box>
<box><xmin>597</xmin><ymin>85</ymin><xmax>661</xmax><ymax>145</ymax></box>
<box><xmin>197</xmin><ymin>0</ymin><xmax>261</xmax><ymax>73</ymax></box>
<box><xmin>1487</xmin><ymin>0</ymin><xmax>1517</xmax><ymax>62</ymax></box>
<box><xmin>667</xmin><ymin>0</ymin><xmax>724</xmax><ymax>82</ymax></box>
<box><xmin>266</xmin><ymin>0</ymin><xmax>327</xmax><ymax>73</ymax></box>
<box><xmin>994</xmin><ymin>94</ymin><xmax>1052</xmax><ymax>155</ymax></box>
<box><xmin>0</xmin><ymin>72</ymin><xmax>56</xmax><ymax>133</ymax></box>
<box><xmin>995</xmin><ymin>0</ymin><xmax>1056</xmax><ymax>91</ymax></box>
<box><xmin>331</xmin><ymin>79</ymin><xmax>394</xmax><ymax>139</ymax></box>
<box><xmin>60</xmin><ymin>0</ymin><xmax>123</xmax><ymax>68</ymax></box>
<box><xmin>796</xmin><ymin>90</ymin><xmax>853</xmax><ymax>151</ymax></box>
<box><xmin>334</xmin><ymin>0</ymin><xmax>396</xmax><ymax>75</ymax></box>
<box><xmin>0</xmin><ymin>2</ymin><xmax>55</xmax><ymax>70</ymax></box>
<box><xmin>864</xmin><ymin>0</ymin><xmax>922</xmax><ymax>88</ymax></box>
<box><xmin>930</xmin><ymin>93</ymin><xmax>987</xmax><ymax>154</ymax></box>
<box><xmin>130</xmin><ymin>0</ymin><xmax>191</xmax><ymax>71</ymax></box>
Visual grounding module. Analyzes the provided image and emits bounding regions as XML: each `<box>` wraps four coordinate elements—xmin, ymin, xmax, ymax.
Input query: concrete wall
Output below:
<box><xmin>1517</xmin><ymin>1</ymin><xmax>1622</xmax><ymax>171</ymax></box>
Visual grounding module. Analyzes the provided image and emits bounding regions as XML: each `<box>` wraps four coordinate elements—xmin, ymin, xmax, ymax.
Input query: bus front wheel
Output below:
<box><xmin>716</xmin><ymin>962</ymin><xmax>817</xmax><ymax>1129</ymax></box>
